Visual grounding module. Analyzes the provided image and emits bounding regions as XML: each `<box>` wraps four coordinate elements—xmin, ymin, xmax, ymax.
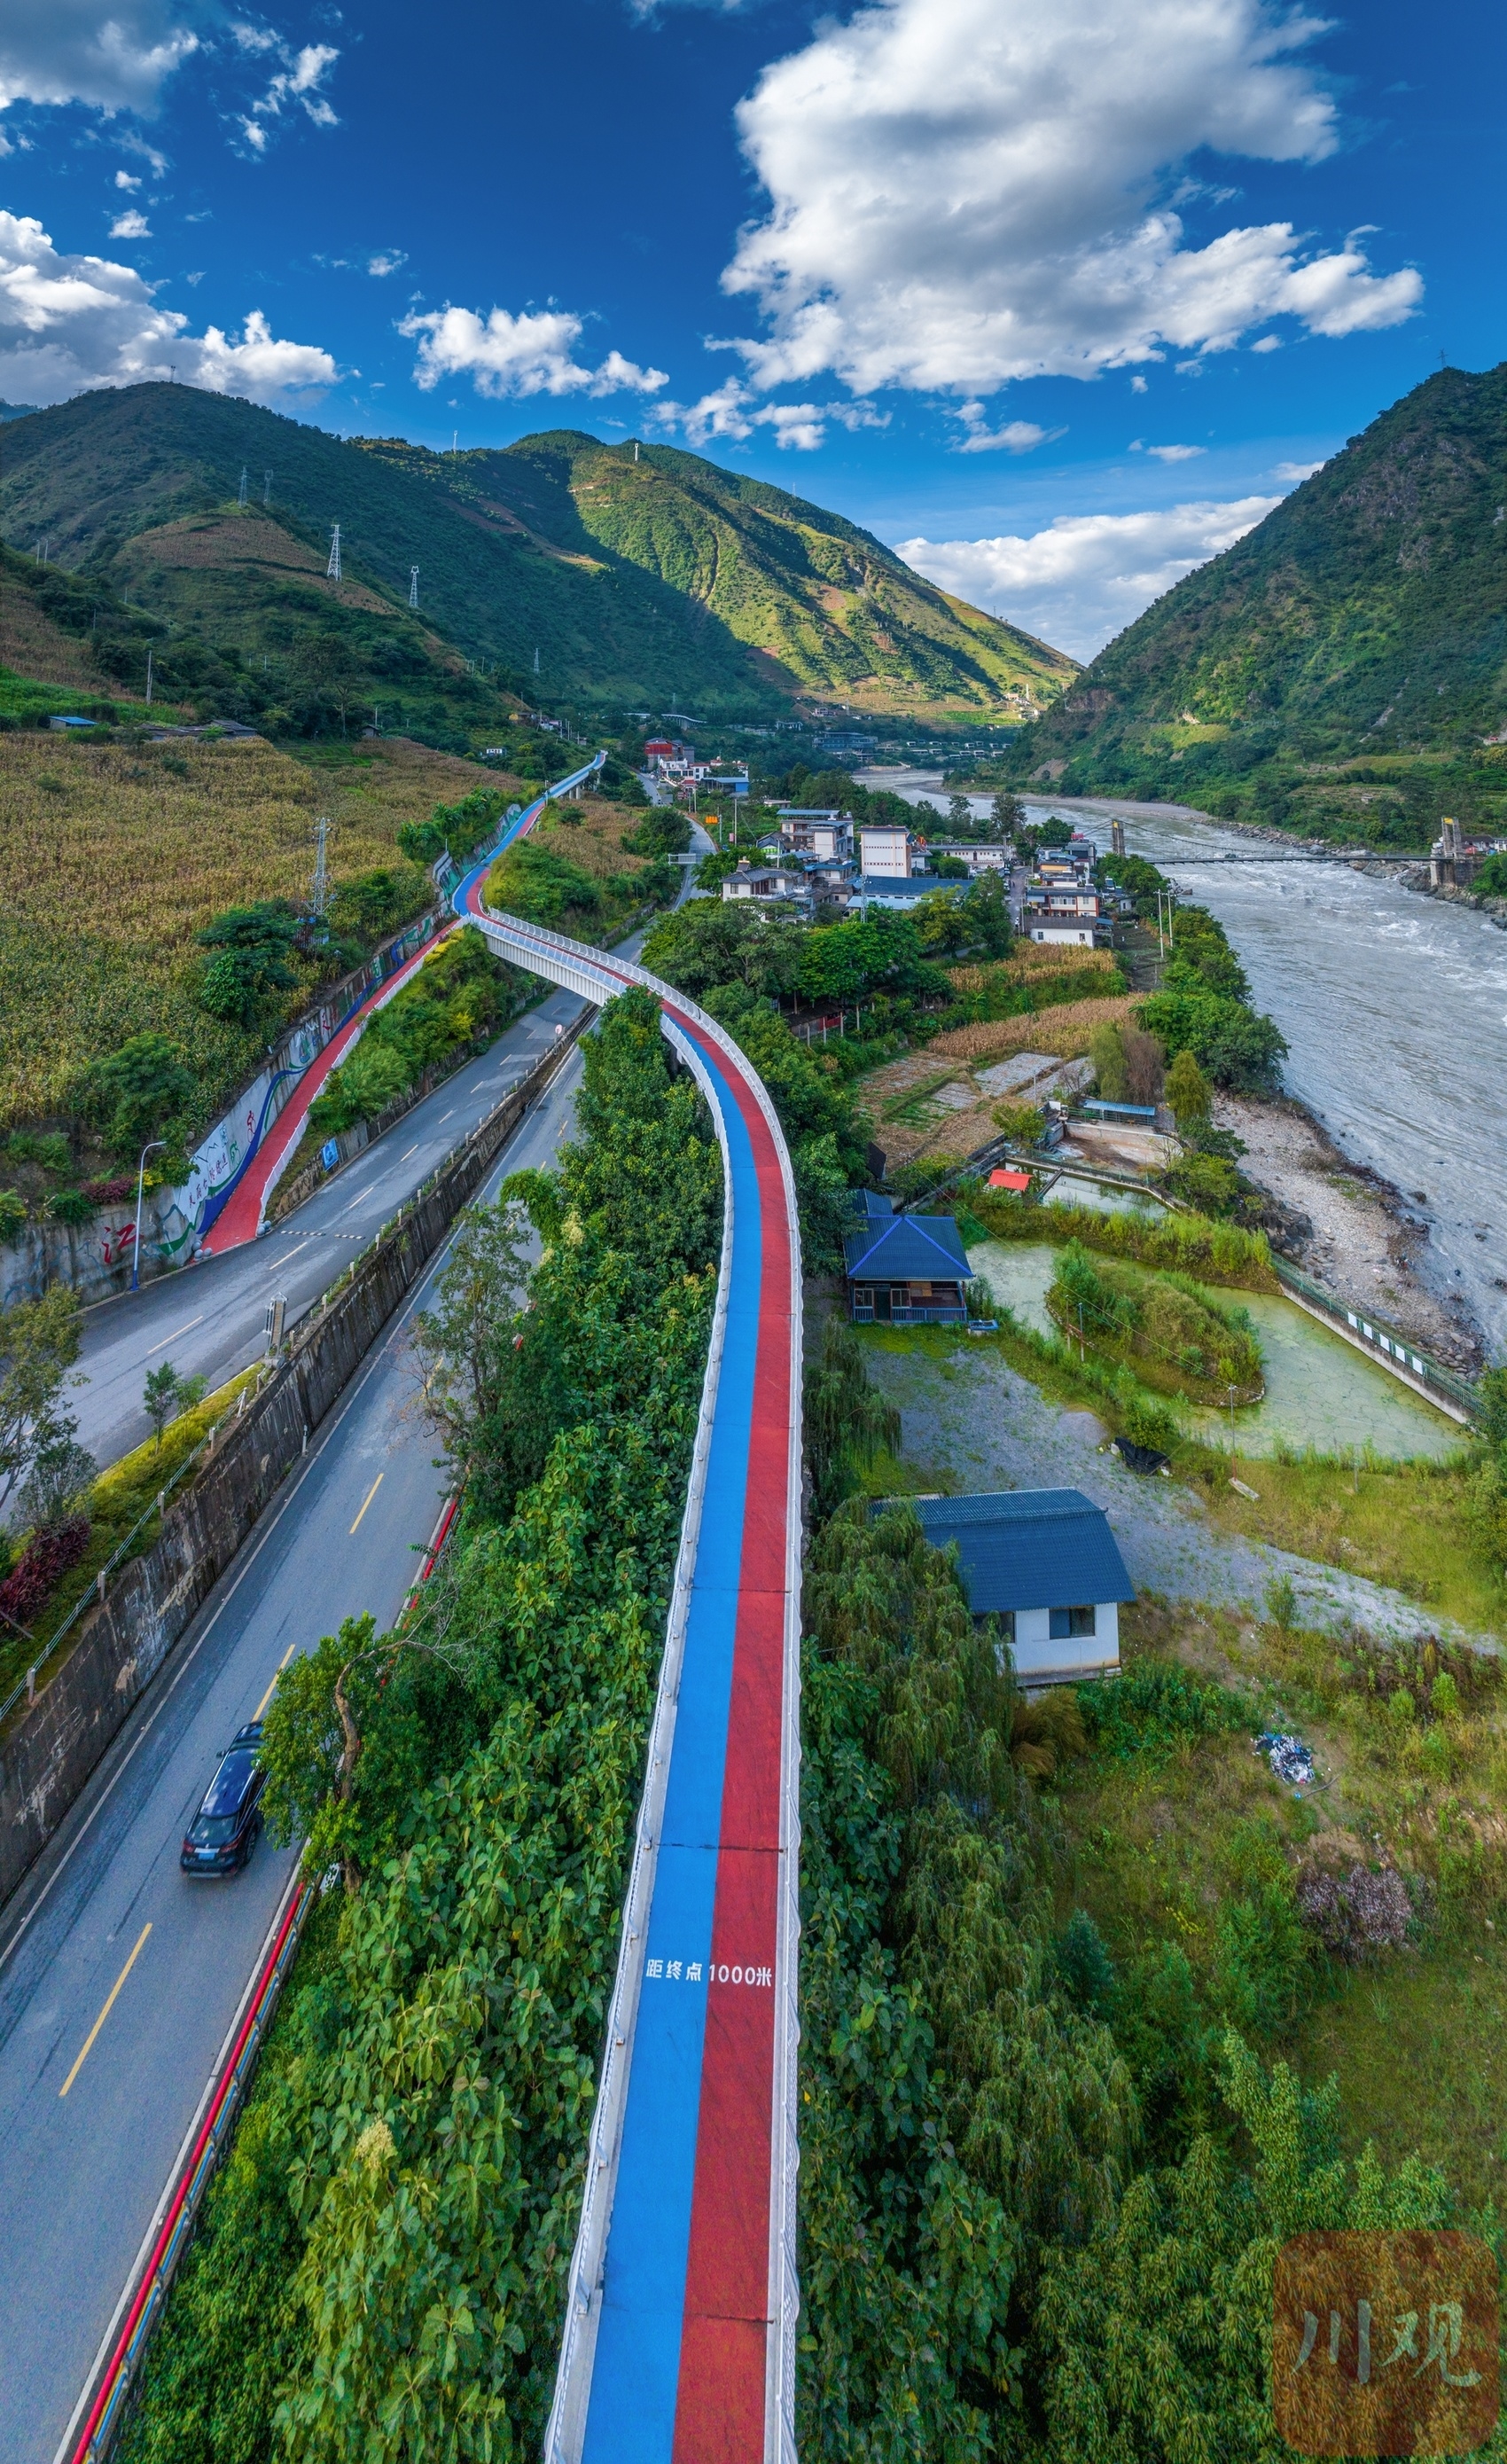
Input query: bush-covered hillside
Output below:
<box><xmin>1004</xmin><ymin>363</ymin><xmax>1507</xmax><ymax>846</ymax></box>
<box><xmin>0</xmin><ymin>385</ymin><xmax>1073</xmax><ymax>729</ymax></box>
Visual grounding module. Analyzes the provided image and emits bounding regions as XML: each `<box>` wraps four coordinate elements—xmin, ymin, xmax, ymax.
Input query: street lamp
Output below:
<box><xmin>131</xmin><ymin>1140</ymin><xmax>165</xmax><ymax>1292</ymax></box>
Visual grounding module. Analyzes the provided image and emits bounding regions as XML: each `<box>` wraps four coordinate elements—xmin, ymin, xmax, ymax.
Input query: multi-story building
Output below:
<box><xmin>858</xmin><ymin>825</ymin><xmax>916</xmax><ymax>878</ymax></box>
<box><xmin>777</xmin><ymin>808</ymin><xmax>854</xmax><ymax>862</ymax></box>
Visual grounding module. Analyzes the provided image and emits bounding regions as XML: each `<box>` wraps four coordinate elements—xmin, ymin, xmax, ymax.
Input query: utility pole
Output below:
<box><xmin>308</xmin><ymin>816</ymin><xmax>332</xmax><ymax>926</ymax></box>
<box><xmin>327</xmin><ymin>525</ymin><xmax>342</xmax><ymax>583</ymax></box>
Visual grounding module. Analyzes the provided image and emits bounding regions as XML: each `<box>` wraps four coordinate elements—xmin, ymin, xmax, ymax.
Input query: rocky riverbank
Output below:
<box><xmin>1215</xmin><ymin>1091</ymin><xmax>1483</xmax><ymax>1373</ymax></box>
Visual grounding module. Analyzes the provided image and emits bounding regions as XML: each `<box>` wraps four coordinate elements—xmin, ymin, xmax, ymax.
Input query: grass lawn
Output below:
<box><xmin>0</xmin><ymin>1363</ymin><xmax>265</xmax><ymax>1710</ymax></box>
<box><xmin>1052</xmin><ymin>1598</ymin><xmax>1507</xmax><ymax>2219</ymax></box>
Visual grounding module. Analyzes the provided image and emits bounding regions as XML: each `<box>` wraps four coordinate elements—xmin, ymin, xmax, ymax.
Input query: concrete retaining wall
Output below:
<box><xmin>0</xmin><ymin>1021</ymin><xmax>587</xmax><ymax>1911</ymax></box>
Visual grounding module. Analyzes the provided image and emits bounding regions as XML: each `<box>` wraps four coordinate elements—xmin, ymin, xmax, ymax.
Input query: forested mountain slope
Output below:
<box><xmin>1006</xmin><ymin>364</ymin><xmax>1507</xmax><ymax>844</ymax></box>
<box><xmin>0</xmin><ymin>385</ymin><xmax>1073</xmax><ymax>728</ymax></box>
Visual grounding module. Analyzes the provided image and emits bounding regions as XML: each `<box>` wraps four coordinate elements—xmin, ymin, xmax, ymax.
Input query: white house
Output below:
<box><xmin>858</xmin><ymin>825</ymin><xmax>913</xmax><ymax>878</ymax></box>
<box><xmin>722</xmin><ymin>861</ymin><xmax>809</xmax><ymax>906</ymax></box>
<box><xmin>930</xmin><ymin>842</ymin><xmax>1010</xmax><ymax>874</ymax></box>
<box><xmin>906</xmin><ymin>1489</ymin><xmax>1132</xmax><ymax>1685</ymax></box>
<box><xmin>1030</xmin><ymin>919</ymin><xmax>1099</xmax><ymax>947</ymax></box>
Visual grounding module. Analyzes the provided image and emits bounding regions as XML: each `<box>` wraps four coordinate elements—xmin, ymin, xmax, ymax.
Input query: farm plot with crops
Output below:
<box><xmin>0</xmin><ymin>730</ymin><xmax>528</xmax><ymax>1132</ymax></box>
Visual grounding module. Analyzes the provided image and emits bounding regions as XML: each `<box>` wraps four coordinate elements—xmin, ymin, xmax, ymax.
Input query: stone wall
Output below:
<box><xmin>0</xmin><ymin>1018</ymin><xmax>588</xmax><ymax>1910</ymax></box>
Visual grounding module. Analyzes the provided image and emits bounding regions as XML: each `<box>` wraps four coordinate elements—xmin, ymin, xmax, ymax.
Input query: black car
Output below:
<box><xmin>180</xmin><ymin>1721</ymin><xmax>266</xmax><ymax>1874</ymax></box>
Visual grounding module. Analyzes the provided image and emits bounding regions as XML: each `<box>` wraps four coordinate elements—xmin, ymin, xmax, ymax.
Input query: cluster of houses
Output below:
<box><xmin>1429</xmin><ymin>817</ymin><xmax>1506</xmax><ymax>891</ymax></box>
<box><xmin>716</xmin><ymin>805</ymin><xmax>1137</xmax><ymax>939</ymax></box>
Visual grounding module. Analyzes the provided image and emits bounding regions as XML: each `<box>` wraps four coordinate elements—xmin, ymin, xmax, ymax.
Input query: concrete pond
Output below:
<box><xmin>965</xmin><ymin>1239</ymin><xmax>1463</xmax><ymax>1464</ymax></box>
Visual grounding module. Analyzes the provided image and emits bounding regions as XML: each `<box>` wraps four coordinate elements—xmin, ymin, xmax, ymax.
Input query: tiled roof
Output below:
<box><xmin>905</xmin><ymin>1488</ymin><xmax>1134</xmax><ymax>1611</ymax></box>
<box><xmin>842</xmin><ymin>1213</ymin><xmax>971</xmax><ymax>1280</ymax></box>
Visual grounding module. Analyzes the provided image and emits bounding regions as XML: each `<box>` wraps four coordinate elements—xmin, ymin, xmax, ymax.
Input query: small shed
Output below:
<box><xmin>844</xmin><ymin>1213</ymin><xmax>972</xmax><ymax>1325</ymax></box>
<box><xmin>910</xmin><ymin>1488</ymin><xmax>1133</xmax><ymax>1683</ymax></box>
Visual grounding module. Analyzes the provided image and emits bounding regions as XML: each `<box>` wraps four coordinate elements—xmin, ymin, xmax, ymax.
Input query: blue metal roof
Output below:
<box><xmin>907</xmin><ymin>1488</ymin><xmax>1134</xmax><ymax>1611</ymax></box>
<box><xmin>847</xmin><ymin>1188</ymin><xmax>895</xmax><ymax>1218</ymax></box>
<box><xmin>843</xmin><ymin>1213</ymin><xmax>971</xmax><ymax>1281</ymax></box>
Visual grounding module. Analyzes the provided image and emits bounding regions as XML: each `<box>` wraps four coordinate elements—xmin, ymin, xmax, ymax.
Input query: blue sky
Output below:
<box><xmin>2</xmin><ymin>0</ymin><xmax>1501</xmax><ymax>657</ymax></box>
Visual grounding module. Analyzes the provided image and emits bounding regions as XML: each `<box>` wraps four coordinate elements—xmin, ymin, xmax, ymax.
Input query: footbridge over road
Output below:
<box><xmin>452</xmin><ymin>794</ymin><xmax>805</xmax><ymax>2464</ymax></box>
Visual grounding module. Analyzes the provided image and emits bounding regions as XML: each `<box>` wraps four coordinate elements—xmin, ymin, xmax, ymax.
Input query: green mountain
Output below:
<box><xmin>1004</xmin><ymin>364</ymin><xmax>1507</xmax><ymax>846</ymax></box>
<box><xmin>0</xmin><ymin>384</ymin><xmax>1074</xmax><ymax>736</ymax></box>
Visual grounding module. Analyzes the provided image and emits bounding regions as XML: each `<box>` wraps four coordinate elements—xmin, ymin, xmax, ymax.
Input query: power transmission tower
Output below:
<box><xmin>327</xmin><ymin>525</ymin><xmax>342</xmax><ymax>583</ymax></box>
<box><xmin>634</xmin><ymin>441</ymin><xmax>640</xmax><ymax>462</ymax></box>
<box><xmin>533</xmin><ymin>646</ymin><xmax>540</xmax><ymax>677</ymax></box>
<box><xmin>238</xmin><ymin>466</ymin><xmax>248</xmax><ymax>508</ymax></box>
<box><xmin>263</xmin><ymin>470</ymin><xmax>273</xmax><ymax>507</ymax></box>
<box><xmin>144</xmin><ymin>647</ymin><xmax>153</xmax><ymax>707</ymax></box>
<box><xmin>409</xmin><ymin>566</ymin><xmax>419</xmax><ymax>608</ymax></box>
<box><xmin>308</xmin><ymin>816</ymin><xmax>332</xmax><ymax>924</ymax></box>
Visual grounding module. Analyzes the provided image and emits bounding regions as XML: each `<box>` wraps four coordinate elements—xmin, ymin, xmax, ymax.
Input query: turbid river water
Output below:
<box><xmin>856</xmin><ymin>771</ymin><xmax>1507</xmax><ymax>1361</ymax></box>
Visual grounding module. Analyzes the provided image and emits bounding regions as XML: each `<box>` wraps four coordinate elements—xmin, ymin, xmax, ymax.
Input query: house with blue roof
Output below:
<box><xmin>907</xmin><ymin>1489</ymin><xmax>1133</xmax><ymax>1684</ymax></box>
<box><xmin>844</xmin><ymin>1212</ymin><xmax>971</xmax><ymax>1325</ymax></box>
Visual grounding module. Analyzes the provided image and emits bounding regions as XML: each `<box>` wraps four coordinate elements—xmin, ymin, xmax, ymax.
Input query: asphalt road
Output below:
<box><xmin>0</xmin><ymin>1046</ymin><xmax>585</xmax><ymax>2464</ymax></box>
<box><xmin>72</xmin><ymin>986</ymin><xmax>588</xmax><ymax>1473</ymax></box>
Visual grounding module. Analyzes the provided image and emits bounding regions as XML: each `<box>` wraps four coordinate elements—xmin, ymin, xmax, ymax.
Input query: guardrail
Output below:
<box><xmin>450</xmin><ymin>838</ymin><xmax>804</xmax><ymax>2464</ymax></box>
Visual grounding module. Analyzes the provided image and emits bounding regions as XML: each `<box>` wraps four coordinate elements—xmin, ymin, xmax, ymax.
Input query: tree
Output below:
<box><xmin>80</xmin><ymin>1033</ymin><xmax>196</xmax><ymax>1167</ymax></box>
<box><xmin>641</xmin><ymin>898</ymin><xmax>805</xmax><ymax>1000</ymax></box>
<box><xmin>412</xmin><ymin>1201</ymin><xmax>533</xmax><ymax>1482</ymax></box>
<box><xmin>988</xmin><ymin>789</ymin><xmax>1020</xmax><ymax>841</ymax></box>
<box><xmin>0</xmin><ymin>1286</ymin><xmax>84</xmax><ymax>1515</ymax></box>
<box><xmin>20</xmin><ymin>1435</ymin><xmax>97</xmax><ymax>1531</ymax></box>
<box><xmin>962</xmin><ymin>869</ymin><xmax>1012</xmax><ymax>956</ymax></box>
<box><xmin>1089</xmin><ymin>1021</ymin><xmax>1128</xmax><ymax>1099</ymax></box>
<box><xmin>197</xmin><ymin>902</ymin><xmax>301</xmax><ymax>1025</ymax></box>
<box><xmin>946</xmin><ymin>792</ymin><xmax>974</xmax><ymax>833</ymax></box>
<box><xmin>1166</xmin><ymin>1046</ymin><xmax>1213</xmax><ymax>1129</ymax></box>
<box><xmin>143</xmin><ymin>1359</ymin><xmax>207</xmax><ymax>1448</ymax></box>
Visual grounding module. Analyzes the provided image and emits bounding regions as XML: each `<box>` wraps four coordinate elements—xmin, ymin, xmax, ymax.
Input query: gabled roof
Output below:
<box><xmin>906</xmin><ymin>1488</ymin><xmax>1134</xmax><ymax>1612</ymax></box>
<box><xmin>842</xmin><ymin>1212</ymin><xmax>971</xmax><ymax>1281</ymax></box>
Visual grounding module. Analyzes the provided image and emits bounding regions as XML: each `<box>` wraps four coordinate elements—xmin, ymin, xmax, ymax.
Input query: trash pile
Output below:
<box><xmin>1254</xmin><ymin>1731</ymin><xmax>1316</xmax><ymax>1787</ymax></box>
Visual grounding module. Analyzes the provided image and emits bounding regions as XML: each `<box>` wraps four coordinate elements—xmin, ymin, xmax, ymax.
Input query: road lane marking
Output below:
<box><xmin>340</xmin><ymin>1189</ymin><xmax>369</xmax><ymax>1214</ymax></box>
<box><xmin>399</xmin><ymin>1145</ymin><xmax>419</xmax><ymax>1162</ymax></box>
<box><xmin>349</xmin><ymin>1473</ymin><xmax>383</xmax><ymax>1533</ymax></box>
<box><xmin>59</xmin><ymin>1925</ymin><xmax>152</xmax><ymax>2097</ymax></box>
<box><xmin>265</xmin><ymin>1240</ymin><xmax>312</xmax><ymax>1274</ymax></box>
<box><xmin>438</xmin><ymin>1109</ymin><xmax>455</xmax><ymax>1123</ymax></box>
<box><xmin>254</xmin><ymin>1640</ymin><xmax>298</xmax><ymax>1721</ymax></box>
<box><xmin>0</xmin><ymin>1096</ymin><xmax>549</xmax><ymax>1986</ymax></box>
<box><xmin>144</xmin><ymin>1316</ymin><xmax>204</xmax><ymax>1357</ymax></box>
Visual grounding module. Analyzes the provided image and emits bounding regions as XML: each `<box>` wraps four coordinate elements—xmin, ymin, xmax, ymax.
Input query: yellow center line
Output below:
<box><xmin>59</xmin><ymin>1924</ymin><xmax>152</xmax><ymax>2098</ymax></box>
<box><xmin>349</xmin><ymin>1472</ymin><xmax>384</xmax><ymax>1534</ymax></box>
<box><xmin>254</xmin><ymin>1639</ymin><xmax>298</xmax><ymax>1721</ymax></box>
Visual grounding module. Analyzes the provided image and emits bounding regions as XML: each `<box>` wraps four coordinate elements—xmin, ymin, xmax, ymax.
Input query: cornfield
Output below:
<box><xmin>0</xmin><ymin>731</ymin><xmax>525</xmax><ymax>1128</ymax></box>
<box><xmin>949</xmin><ymin>944</ymin><xmax>1120</xmax><ymax>992</ymax></box>
<box><xmin>929</xmin><ymin>992</ymin><xmax>1138</xmax><ymax>1065</ymax></box>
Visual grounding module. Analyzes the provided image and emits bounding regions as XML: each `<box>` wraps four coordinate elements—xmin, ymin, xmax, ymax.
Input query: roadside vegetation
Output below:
<box><xmin>117</xmin><ymin>987</ymin><xmax>723</xmax><ymax>2462</ymax></box>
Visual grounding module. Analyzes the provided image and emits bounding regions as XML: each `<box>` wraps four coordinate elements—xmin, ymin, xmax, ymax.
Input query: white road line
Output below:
<box><xmin>0</xmin><ymin>1113</ymin><xmax>535</xmax><ymax>1986</ymax></box>
<box><xmin>144</xmin><ymin>1315</ymin><xmax>204</xmax><ymax>1357</ymax></box>
<box><xmin>265</xmin><ymin>1240</ymin><xmax>312</xmax><ymax>1274</ymax></box>
<box><xmin>438</xmin><ymin>1109</ymin><xmax>455</xmax><ymax>1123</ymax></box>
<box><xmin>399</xmin><ymin>1145</ymin><xmax>419</xmax><ymax>1162</ymax></box>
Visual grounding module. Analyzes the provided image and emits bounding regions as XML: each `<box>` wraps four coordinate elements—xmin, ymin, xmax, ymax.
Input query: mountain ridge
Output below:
<box><xmin>0</xmin><ymin>385</ymin><xmax>1074</xmax><ymax>731</ymax></box>
<box><xmin>1000</xmin><ymin>364</ymin><xmax>1507</xmax><ymax>843</ymax></box>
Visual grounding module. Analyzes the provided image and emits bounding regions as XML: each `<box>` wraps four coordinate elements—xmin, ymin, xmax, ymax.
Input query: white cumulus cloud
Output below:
<box><xmin>108</xmin><ymin>208</ymin><xmax>152</xmax><ymax>239</ymax></box>
<box><xmin>399</xmin><ymin>302</ymin><xmax>667</xmax><ymax>399</ymax></box>
<box><xmin>1146</xmin><ymin>442</ymin><xmax>1206</xmax><ymax>461</ymax></box>
<box><xmin>655</xmin><ymin>377</ymin><xmax>888</xmax><ymax>451</ymax></box>
<box><xmin>0</xmin><ymin>0</ymin><xmax>199</xmax><ymax>117</ymax></box>
<box><xmin>722</xmin><ymin>0</ymin><xmax>1422</xmax><ymax>398</ymax></box>
<box><xmin>955</xmin><ymin>403</ymin><xmax>1059</xmax><ymax>454</ymax></box>
<box><xmin>237</xmin><ymin>37</ymin><xmax>338</xmax><ymax>151</ymax></box>
<box><xmin>898</xmin><ymin>496</ymin><xmax>1281</xmax><ymax>661</ymax></box>
<box><xmin>0</xmin><ymin>210</ymin><xmax>334</xmax><ymax>403</ymax></box>
<box><xmin>1271</xmin><ymin>456</ymin><xmax>1324</xmax><ymax>481</ymax></box>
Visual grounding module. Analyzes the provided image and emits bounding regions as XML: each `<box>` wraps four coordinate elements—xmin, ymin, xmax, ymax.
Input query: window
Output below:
<box><xmin>1049</xmin><ymin>1604</ymin><xmax>1097</xmax><ymax>1639</ymax></box>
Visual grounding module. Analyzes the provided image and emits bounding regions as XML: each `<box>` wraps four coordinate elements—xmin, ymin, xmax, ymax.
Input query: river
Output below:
<box><xmin>854</xmin><ymin>771</ymin><xmax>1507</xmax><ymax>1360</ymax></box>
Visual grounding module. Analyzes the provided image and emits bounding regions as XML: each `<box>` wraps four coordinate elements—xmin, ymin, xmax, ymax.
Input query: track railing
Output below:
<box><xmin>453</xmin><ymin>810</ymin><xmax>805</xmax><ymax>2464</ymax></box>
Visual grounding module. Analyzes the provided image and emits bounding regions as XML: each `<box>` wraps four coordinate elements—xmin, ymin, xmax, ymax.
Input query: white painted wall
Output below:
<box><xmin>1011</xmin><ymin>1600</ymin><xmax>1120</xmax><ymax>1686</ymax></box>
